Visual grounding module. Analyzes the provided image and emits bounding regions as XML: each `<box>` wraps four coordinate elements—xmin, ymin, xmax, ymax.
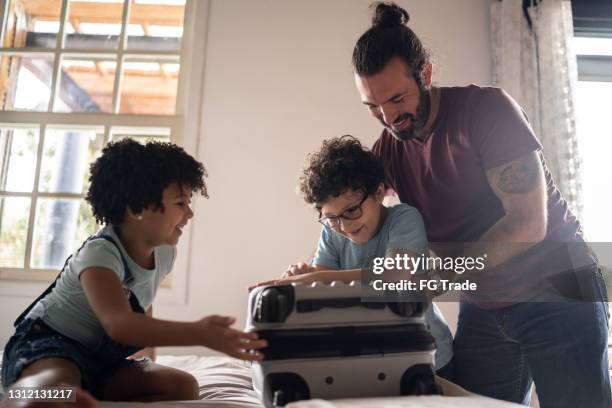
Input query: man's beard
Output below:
<box><xmin>382</xmin><ymin>86</ymin><xmax>431</xmax><ymax>142</ymax></box>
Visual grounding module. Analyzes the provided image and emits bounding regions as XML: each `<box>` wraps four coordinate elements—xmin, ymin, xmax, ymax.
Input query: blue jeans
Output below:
<box><xmin>3</xmin><ymin>291</ymin><xmax>145</xmax><ymax>396</ymax></box>
<box><xmin>454</xmin><ymin>270</ymin><xmax>611</xmax><ymax>407</ymax></box>
<box><xmin>2</xmin><ymin>318</ymin><xmax>145</xmax><ymax>395</ymax></box>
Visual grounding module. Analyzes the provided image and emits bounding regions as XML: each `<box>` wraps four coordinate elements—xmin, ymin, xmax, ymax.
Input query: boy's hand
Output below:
<box><xmin>283</xmin><ymin>262</ymin><xmax>315</xmax><ymax>278</ymax></box>
<box><xmin>247</xmin><ymin>263</ymin><xmax>317</xmax><ymax>291</ymax></box>
<box><xmin>249</xmin><ymin>272</ymin><xmax>321</xmax><ymax>291</ymax></box>
<box><xmin>248</xmin><ymin>278</ymin><xmax>287</xmax><ymax>292</ymax></box>
<box><xmin>196</xmin><ymin>315</ymin><xmax>267</xmax><ymax>361</ymax></box>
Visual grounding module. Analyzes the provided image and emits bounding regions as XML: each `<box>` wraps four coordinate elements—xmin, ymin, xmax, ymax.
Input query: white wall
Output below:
<box><xmin>156</xmin><ymin>0</ymin><xmax>493</xmax><ymax>354</ymax></box>
<box><xmin>0</xmin><ymin>0</ymin><xmax>493</xmax><ymax>353</ymax></box>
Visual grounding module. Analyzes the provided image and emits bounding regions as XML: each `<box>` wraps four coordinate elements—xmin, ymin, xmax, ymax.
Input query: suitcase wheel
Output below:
<box><xmin>265</xmin><ymin>373</ymin><xmax>310</xmax><ymax>407</ymax></box>
<box><xmin>400</xmin><ymin>364</ymin><xmax>440</xmax><ymax>396</ymax></box>
<box><xmin>404</xmin><ymin>376</ymin><xmax>441</xmax><ymax>396</ymax></box>
<box><xmin>407</xmin><ymin>377</ymin><xmax>434</xmax><ymax>395</ymax></box>
<box><xmin>272</xmin><ymin>389</ymin><xmax>287</xmax><ymax>407</ymax></box>
<box><xmin>432</xmin><ymin>382</ymin><xmax>443</xmax><ymax>395</ymax></box>
<box><xmin>255</xmin><ymin>286</ymin><xmax>295</xmax><ymax>323</ymax></box>
<box><xmin>271</xmin><ymin>387</ymin><xmax>309</xmax><ymax>407</ymax></box>
<box><xmin>387</xmin><ymin>301</ymin><xmax>425</xmax><ymax>317</ymax></box>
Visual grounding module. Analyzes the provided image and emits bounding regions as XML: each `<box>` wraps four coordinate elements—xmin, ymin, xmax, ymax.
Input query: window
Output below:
<box><xmin>0</xmin><ymin>0</ymin><xmax>192</xmax><ymax>285</ymax></box>
<box><xmin>574</xmin><ymin>36</ymin><xmax>612</xmax><ymax>243</ymax></box>
<box><xmin>572</xmin><ymin>0</ymin><xmax>612</xmax><ymax>369</ymax></box>
<box><xmin>573</xmin><ymin>34</ymin><xmax>612</xmax><ymax>368</ymax></box>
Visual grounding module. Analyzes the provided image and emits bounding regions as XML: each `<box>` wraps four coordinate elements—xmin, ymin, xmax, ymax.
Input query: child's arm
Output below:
<box><xmin>128</xmin><ymin>306</ymin><xmax>157</xmax><ymax>361</ymax></box>
<box><xmin>81</xmin><ymin>267</ymin><xmax>266</xmax><ymax>360</ymax></box>
<box><xmin>283</xmin><ymin>262</ymin><xmax>326</xmax><ymax>277</ymax></box>
<box><xmin>250</xmin><ymin>267</ymin><xmax>362</xmax><ymax>289</ymax></box>
<box><xmin>279</xmin><ymin>249</ymin><xmax>426</xmax><ymax>285</ymax></box>
<box><xmin>288</xmin><ymin>268</ymin><xmax>362</xmax><ymax>284</ymax></box>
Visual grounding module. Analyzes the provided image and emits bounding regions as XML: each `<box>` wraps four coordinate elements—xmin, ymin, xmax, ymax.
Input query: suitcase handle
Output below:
<box><xmin>296</xmin><ymin>298</ymin><xmax>425</xmax><ymax>317</ymax></box>
<box><xmin>296</xmin><ymin>298</ymin><xmax>386</xmax><ymax>313</ymax></box>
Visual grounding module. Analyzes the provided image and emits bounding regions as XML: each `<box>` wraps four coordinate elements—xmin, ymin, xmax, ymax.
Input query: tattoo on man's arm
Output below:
<box><xmin>495</xmin><ymin>155</ymin><xmax>540</xmax><ymax>194</ymax></box>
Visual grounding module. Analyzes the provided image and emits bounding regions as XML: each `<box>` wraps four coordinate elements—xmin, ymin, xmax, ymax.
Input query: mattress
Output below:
<box><xmin>0</xmin><ymin>353</ymin><xmax>524</xmax><ymax>407</ymax></box>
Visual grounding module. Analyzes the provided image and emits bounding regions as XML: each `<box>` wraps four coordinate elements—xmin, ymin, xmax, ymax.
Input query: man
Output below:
<box><xmin>352</xmin><ymin>2</ymin><xmax>610</xmax><ymax>407</ymax></box>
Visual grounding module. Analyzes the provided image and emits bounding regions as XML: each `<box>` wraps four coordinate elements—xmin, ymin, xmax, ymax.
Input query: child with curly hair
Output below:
<box><xmin>2</xmin><ymin>139</ymin><xmax>266</xmax><ymax>406</ymax></box>
<box><xmin>253</xmin><ymin>135</ymin><xmax>453</xmax><ymax>379</ymax></box>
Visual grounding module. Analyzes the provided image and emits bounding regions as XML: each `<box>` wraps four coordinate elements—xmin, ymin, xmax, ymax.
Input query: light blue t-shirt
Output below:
<box><xmin>312</xmin><ymin>204</ymin><xmax>453</xmax><ymax>370</ymax></box>
<box><xmin>27</xmin><ymin>225</ymin><xmax>176</xmax><ymax>349</ymax></box>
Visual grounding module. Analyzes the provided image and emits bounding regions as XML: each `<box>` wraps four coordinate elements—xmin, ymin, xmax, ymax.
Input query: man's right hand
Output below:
<box><xmin>283</xmin><ymin>262</ymin><xmax>315</xmax><ymax>278</ymax></box>
<box><xmin>196</xmin><ymin>315</ymin><xmax>266</xmax><ymax>361</ymax></box>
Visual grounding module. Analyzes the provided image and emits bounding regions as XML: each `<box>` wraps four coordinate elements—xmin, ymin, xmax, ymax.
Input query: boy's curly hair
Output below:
<box><xmin>299</xmin><ymin>135</ymin><xmax>384</xmax><ymax>208</ymax></box>
<box><xmin>86</xmin><ymin>138</ymin><xmax>208</xmax><ymax>226</ymax></box>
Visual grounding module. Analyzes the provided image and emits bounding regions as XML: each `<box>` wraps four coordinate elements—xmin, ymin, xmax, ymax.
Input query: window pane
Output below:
<box><xmin>0</xmin><ymin>54</ymin><xmax>54</xmax><ymax>111</ymax></box>
<box><xmin>575</xmin><ymin>81</ymin><xmax>612</xmax><ymax>243</ymax></box>
<box><xmin>67</xmin><ymin>0</ymin><xmax>125</xmax><ymax>50</ymax></box>
<box><xmin>0</xmin><ymin>127</ymin><xmax>40</xmax><ymax>193</ymax></box>
<box><xmin>31</xmin><ymin>198</ymin><xmax>97</xmax><ymax>269</ymax></box>
<box><xmin>573</xmin><ymin>37</ymin><xmax>612</xmax><ymax>56</ymax></box>
<box><xmin>38</xmin><ymin>128</ymin><xmax>105</xmax><ymax>194</ymax></box>
<box><xmin>119</xmin><ymin>58</ymin><xmax>179</xmax><ymax>114</ymax></box>
<box><xmin>54</xmin><ymin>57</ymin><xmax>116</xmax><ymax>112</ymax></box>
<box><xmin>126</xmin><ymin>0</ymin><xmax>185</xmax><ymax>52</ymax></box>
<box><xmin>2</xmin><ymin>0</ymin><xmax>63</xmax><ymax>49</ymax></box>
<box><xmin>110</xmin><ymin>126</ymin><xmax>170</xmax><ymax>143</ymax></box>
<box><xmin>0</xmin><ymin>196</ymin><xmax>31</xmax><ymax>268</ymax></box>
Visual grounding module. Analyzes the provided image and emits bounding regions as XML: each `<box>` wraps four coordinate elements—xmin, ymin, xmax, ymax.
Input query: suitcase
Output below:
<box><xmin>246</xmin><ymin>280</ymin><xmax>441</xmax><ymax>407</ymax></box>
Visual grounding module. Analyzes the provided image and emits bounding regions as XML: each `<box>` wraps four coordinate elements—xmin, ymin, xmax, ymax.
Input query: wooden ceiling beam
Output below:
<box><xmin>64</xmin><ymin>65</ymin><xmax>178</xmax><ymax>78</ymax></box>
<box><xmin>20</xmin><ymin>0</ymin><xmax>183</xmax><ymax>26</ymax></box>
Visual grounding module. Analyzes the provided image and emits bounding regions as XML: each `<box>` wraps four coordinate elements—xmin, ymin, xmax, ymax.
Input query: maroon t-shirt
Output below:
<box><xmin>372</xmin><ymin>85</ymin><xmax>593</xmax><ymax>300</ymax></box>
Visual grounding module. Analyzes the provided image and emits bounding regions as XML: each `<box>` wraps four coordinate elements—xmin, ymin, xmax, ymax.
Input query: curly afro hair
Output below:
<box><xmin>86</xmin><ymin>138</ymin><xmax>208</xmax><ymax>226</ymax></box>
<box><xmin>299</xmin><ymin>135</ymin><xmax>384</xmax><ymax>208</ymax></box>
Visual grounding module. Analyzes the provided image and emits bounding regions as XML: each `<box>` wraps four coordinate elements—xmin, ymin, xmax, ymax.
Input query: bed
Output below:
<box><xmin>0</xmin><ymin>354</ymin><xmax>524</xmax><ymax>407</ymax></box>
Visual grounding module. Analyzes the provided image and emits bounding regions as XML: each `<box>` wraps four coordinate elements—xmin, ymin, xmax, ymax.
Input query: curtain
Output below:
<box><xmin>491</xmin><ymin>0</ymin><xmax>582</xmax><ymax>219</ymax></box>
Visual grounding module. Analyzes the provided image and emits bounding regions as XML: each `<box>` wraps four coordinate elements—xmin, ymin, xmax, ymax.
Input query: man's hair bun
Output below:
<box><xmin>371</xmin><ymin>2</ymin><xmax>409</xmax><ymax>28</ymax></box>
<box><xmin>353</xmin><ymin>1</ymin><xmax>428</xmax><ymax>78</ymax></box>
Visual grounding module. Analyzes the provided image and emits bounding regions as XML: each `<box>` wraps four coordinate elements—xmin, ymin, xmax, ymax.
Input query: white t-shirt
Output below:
<box><xmin>27</xmin><ymin>225</ymin><xmax>175</xmax><ymax>349</ymax></box>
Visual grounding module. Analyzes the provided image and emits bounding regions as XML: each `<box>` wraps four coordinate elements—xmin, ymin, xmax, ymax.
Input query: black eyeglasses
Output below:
<box><xmin>318</xmin><ymin>195</ymin><xmax>369</xmax><ymax>228</ymax></box>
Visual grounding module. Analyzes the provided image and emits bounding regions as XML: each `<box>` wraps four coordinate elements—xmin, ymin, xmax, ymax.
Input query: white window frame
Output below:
<box><xmin>574</xmin><ymin>34</ymin><xmax>612</xmax><ymax>356</ymax></box>
<box><xmin>0</xmin><ymin>0</ymin><xmax>210</xmax><ymax>305</ymax></box>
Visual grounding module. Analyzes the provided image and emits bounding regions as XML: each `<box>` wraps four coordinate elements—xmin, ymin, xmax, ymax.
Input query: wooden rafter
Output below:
<box><xmin>68</xmin><ymin>18</ymin><xmax>108</xmax><ymax>77</ymax></box>
<box><xmin>4</xmin><ymin>0</ymin><xmax>181</xmax><ymax>114</ymax></box>
<box><xmin>62</xmin><ymin>65</ymin><xmax>178</xmax><ymax>114</ymax></box>
<box><xmin>20</xmin><ymin>0</ymin><xmax>184</xmax><ymax>26</ymax></box>
<box><xmin>1</xmin><ymin>1</ymin><xmax>28</xmax><ymax>109</ymax></box>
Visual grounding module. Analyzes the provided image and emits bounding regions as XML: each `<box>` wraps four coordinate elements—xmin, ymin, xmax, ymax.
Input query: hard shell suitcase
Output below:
<box><xmin>246</xmin><ymin>281</ymin><xmax>441</xmax><ymax>407</ymax></box>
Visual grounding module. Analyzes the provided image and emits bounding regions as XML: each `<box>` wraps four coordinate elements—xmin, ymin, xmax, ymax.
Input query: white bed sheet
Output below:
<box><xmin>95</xmin><ymin>356</ymin><xmax>524</xmax><ymax>408</ymax></box>
<box><xmin>1</xmin><ymin>353</ymin><xmax>523</xmax><ymax>407</ymax></box>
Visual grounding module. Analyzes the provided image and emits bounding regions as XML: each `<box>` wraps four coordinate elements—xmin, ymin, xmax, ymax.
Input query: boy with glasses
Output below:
<box><xmin>253</xmin><ymin>135</ymin><xmax>454</xmax><ymax>379</ymax></box>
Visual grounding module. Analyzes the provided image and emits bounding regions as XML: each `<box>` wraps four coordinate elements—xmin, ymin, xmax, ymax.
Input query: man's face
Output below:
<box><xmin>354</xmin><ymin>57</ymin><xmax>431</xmax><ymax>141</ymax></box>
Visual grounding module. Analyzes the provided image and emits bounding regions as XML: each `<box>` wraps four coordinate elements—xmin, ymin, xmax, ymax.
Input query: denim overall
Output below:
<box><xmin>2</xmin><ymin>235</ymin><xmax>146</xmax><ymax>395</ymax></box>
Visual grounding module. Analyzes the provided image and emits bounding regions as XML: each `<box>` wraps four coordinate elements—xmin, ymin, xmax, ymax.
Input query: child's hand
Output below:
<box><xmin>283</xmin><ymin>262</ymin><xmax>315</xmax><ymax>278</ymax></box>
<box><xmin>197</xmin><ymin>315</ymin><xmax>267</xmax><ymax>361</ymax></box>
<box><xmin>248</xmin><ymin>272</ymin><xmax>320</xmax><ymax>291</ymax></box>
<box><xmin>128</xmin><ymin>346</ymin><xmax>157</xmax><ymax>362</ymax></box>
<box><xmin>248</xmin><ymin>278</ymin><xmax>283</xmax><ymax>291</ymax></box>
